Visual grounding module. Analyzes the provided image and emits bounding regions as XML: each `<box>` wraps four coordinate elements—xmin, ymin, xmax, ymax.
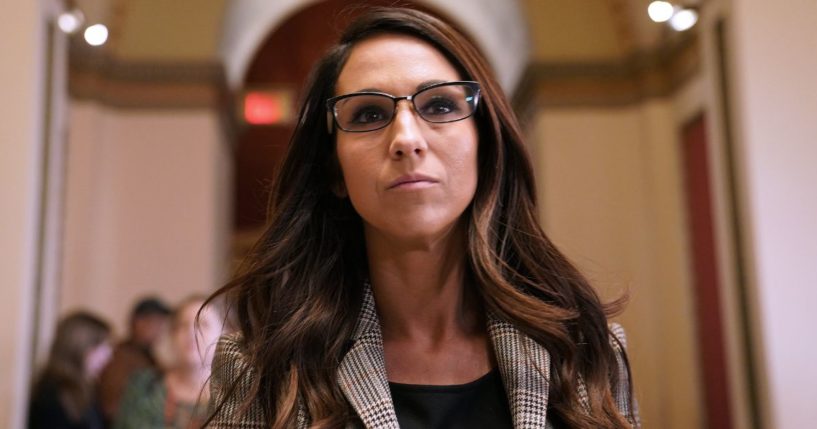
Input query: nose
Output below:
<box><xmin>388</xmin><ymin>100</ymin><xmax>427</xmax><ymax>159</ymax></box>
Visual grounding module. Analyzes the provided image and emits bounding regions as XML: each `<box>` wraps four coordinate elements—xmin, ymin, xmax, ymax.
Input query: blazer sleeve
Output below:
<box><xmin>609</xmin><ymin>323</ymin><xmax>641</xmax><ymax>428</ymax></box>
<box><xmin>207</xmin><ymin>333</ymin><xmax>267</xmax><ymax>428</ymax></box>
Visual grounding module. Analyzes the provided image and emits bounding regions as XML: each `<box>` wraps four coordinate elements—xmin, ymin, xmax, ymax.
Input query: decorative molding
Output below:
<box><xmin>68</xmin><ymin>41</ymin><xmax>227</xmax><ymax>109</ymax></box>
<box><xmin>513</xmin><ymin>32</ymin><xmax>701</xmax><ymax>117</ymax></box>
<box><xmin>608</xmin><ymin>0</ymin><xmax>638</xmax><ymax>56</ymax></box>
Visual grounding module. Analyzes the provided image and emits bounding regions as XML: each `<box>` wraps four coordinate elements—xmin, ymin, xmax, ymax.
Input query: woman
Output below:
<box><xmin>28</xmin><ymin>312</ymin><xmax>112</xmax><ymax>429</ymax></box>
<box><xmin>207</xmin><ymin>7</ymin><xmax>639</xmax><ymax>429</ymax></box>
<box><xmin>115</xmin><ymin>296</ymin><xmax>222</xmax><ymax>429</ymax></box>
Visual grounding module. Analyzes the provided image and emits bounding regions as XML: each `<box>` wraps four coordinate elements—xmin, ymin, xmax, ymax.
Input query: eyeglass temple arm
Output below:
<box><xmin>326</xmin><ymin>111</ymin><xmax>334</xmax><ymax>134</ymax></box>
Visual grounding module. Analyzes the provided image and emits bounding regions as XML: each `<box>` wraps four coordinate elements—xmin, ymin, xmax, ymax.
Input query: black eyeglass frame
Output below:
<box><xmin>325</xmin><ymin>80</ymin><xmax>481</xmax><ymax>133</ymax></box>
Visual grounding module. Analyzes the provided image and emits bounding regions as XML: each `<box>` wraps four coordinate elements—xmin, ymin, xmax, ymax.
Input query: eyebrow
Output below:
<box><xmin>352</xmin><ymin>80</ymin><xmax>449</xmax><ymax>95</ymax></box>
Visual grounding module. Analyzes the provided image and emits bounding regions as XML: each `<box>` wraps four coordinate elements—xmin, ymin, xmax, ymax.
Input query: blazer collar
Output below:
<box><xmin>337</xmin><ymin>283</ymin><xmax>400</xmax><ymax>428</ymax></box>
<box><xmin>486</xmin><ymin>313</ymin><xmax>552</xmax><ymax>428</ymax></box>
<box><xmin>336</xmin><ymin>284</ymin><xmax>552</xmax><ymax>428</ymax></box>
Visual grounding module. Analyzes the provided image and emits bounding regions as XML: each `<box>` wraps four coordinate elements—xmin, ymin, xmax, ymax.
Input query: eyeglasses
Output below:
<box><xmin>326</xmin><ymin>81</ymin><xmax>480</xmax><ymax>133</ymax></box>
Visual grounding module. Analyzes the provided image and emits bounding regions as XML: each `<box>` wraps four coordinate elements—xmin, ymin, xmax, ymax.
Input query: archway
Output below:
<box><xmin>220</xmin><ymin>0</ymin><xmax>529</xmax><ymax>92</ymax></box>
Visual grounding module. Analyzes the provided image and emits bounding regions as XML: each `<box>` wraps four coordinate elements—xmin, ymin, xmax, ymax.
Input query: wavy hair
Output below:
<box><xmin>206</xmin><ymin>7</ymin><xmax>634</xmax><ymax>428</ymax></box>
<box><xmin>32</xmin><ymin>311</ymin><xmax>111</xmax><ymax>422</ymax></box>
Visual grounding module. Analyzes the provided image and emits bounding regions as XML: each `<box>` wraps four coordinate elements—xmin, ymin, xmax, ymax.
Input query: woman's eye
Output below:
<box><xmin>420</xmin><ymin>97</ymin><xmax>459</xmax><ymax>117</ymax></box>
<box><xmin>351</xmin><ymin>106</ymin><xmax>387</xmax><ymax>124</ymax></box>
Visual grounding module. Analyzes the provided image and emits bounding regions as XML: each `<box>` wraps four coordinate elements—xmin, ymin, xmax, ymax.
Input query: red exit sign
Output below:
<box><xmin>241</xmin><ymin>88</ymin><xmax>295</xmax><ymax>125</ymax></box>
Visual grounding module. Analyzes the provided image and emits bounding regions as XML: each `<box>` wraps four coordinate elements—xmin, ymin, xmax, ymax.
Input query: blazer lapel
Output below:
<box><xmin>335</xmin><ymin>286</ymin><xmax>554</xmax><ymax>429</ymax></box>
<box><xmin>337</xmin><ymin>285</ymin><xmax>400</xmax><ymax>429</ymax></box>
<box><xmin>487</xmin><ymin>314</ymin><xmax>552</xmax><ymax>428</ymax></box>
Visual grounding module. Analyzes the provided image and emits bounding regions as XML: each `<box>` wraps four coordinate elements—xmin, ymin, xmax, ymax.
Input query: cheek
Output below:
<box><xmin>446</xmin><ymin>127</ymin><xmax>479</xmax><ymax>191</ymax></box>
<box><xmin>336</xmin><ymin>144</ymin><xmax>377</xmax><ymax>200</ymax></box>
<box><xmin>444</xmin><ymin>136</ymin><xmax>480</xmax><ymax>218</ymax></box>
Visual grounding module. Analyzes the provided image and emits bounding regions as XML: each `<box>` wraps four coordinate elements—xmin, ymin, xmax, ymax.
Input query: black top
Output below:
<box><xmin>28</xmin><ymin>376</ymin><xmax>104</xmax><ymax>429</ymax></box>
<box><xmin>389</xmin><ymin>368</ymin><xmax>513</xmax><ymax>429</ymax></box>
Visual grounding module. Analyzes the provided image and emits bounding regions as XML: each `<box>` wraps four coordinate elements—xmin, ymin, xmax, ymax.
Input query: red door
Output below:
<box><xmin>681</xmin><ymin>113</ymin><xmax>734</xmax><ymax>429</ymax></box>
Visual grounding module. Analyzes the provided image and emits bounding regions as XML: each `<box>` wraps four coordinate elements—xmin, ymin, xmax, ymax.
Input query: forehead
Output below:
<box><xmin>336</xmin><ymin>34</ymin><xmax>462</xmax><ymax>95</ymax></box>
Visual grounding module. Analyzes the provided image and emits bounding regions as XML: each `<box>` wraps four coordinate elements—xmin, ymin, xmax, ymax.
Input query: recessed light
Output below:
<box><xmin>84</xmin><ymin>24</ymin><xmax>109</xmax><ymax>46</ymax></box>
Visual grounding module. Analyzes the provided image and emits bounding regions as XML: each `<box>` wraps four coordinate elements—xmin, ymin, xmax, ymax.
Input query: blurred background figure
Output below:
<box><xmin>113</xmin><ymin>296</ymin><xmax>223</xmax><ymax>429</ymax></box>
<box><xmin>28</xmin><ymin>312</ymin><xmax>112</xmax><ymax>429</ymax></box>
<box><xmin>98</xmin><ymin>297</ymin><xmax>171</xmax><ymax>425</ymax></box>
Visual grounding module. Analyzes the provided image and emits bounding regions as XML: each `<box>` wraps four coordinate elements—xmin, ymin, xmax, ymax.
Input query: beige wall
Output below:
<box><xmin>529</xmin><ymin>100</ymin><xmax>703</xmax><ymax>428</ymax></box>
<box><xmin>730</xmin><ymin>0</ymin><xmax>817</xmax><ymax>428</ymax></box>
<box><xmin>116</xmin><ymin>0</ymin><xmax>227</xmax><ymax>61</ymax></box>
<box><xmin>0</xmin><ymin>2</ymin><xmax>47</xmax><ymax>428</ymax></box>
<box><xmin>522</xmin><ymin>0</ymin><xmax>626</xmax><ymax>62</ymax></box>
<box><xmin>61</xmin><ymin>102</ymin><xmax>231</xmax><ymax>337</ymax></box>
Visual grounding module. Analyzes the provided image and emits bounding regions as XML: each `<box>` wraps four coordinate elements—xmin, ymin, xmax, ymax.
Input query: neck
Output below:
<box><xmin>364</xmin><ymin>222</ymin><xmax>481</xmax><ymax>344</ymax></box>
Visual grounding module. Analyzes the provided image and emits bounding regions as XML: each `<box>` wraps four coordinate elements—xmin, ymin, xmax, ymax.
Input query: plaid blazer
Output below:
<box><xmin>208</xmin><ymin>287</ymin><xmax>640</xmax><ymax>428</ymax></box>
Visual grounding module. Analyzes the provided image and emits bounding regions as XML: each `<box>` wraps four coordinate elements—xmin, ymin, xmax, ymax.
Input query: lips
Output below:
<box><xmin>387</xmin><ymin>173</ymin><xmax>439</xmax><ymax>189</ymax></box>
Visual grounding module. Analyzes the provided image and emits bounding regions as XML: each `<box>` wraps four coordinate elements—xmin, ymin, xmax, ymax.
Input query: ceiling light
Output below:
<box><xmin>57</xmin><ymin>9</ymin><xmax>84</xmax><ymax>34</ymax></box>
<box><xmin>669</xmin><ymin>8</ymin><xmax>699</xmax><ymax>31</ymax></box>
<box><xmin>648</xmin><ymin>1</ymin><xmax>675</xmax><ymax>23</ymax></box>
<box><xmin>84</xmin><ymin>24</ymin><xmax>109</xmax><ymax>46</ymax></box>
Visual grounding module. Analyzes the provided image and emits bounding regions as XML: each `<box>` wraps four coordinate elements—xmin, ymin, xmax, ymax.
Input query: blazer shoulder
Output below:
<box><xmin>214</xmin><ymin>332</ymin><xmax>250</xmax><ymax>363</ymax></box>
<box><xmin>211</xmin><ymin>333</ymin><xmax>254</xmax><ymax>389</ymax></box>
<box><xmin>607</xmin><ymin>322</ymin><xmax>640</xmax><ymax>428</ymax></box>
<box><xmin>208</xmin><ymin>332</ymin><xmax>266</xmax><ymax>427</ymax></box>
<box><xmin>608</xmin><ymin>322</ymin><xmax>628</xmax><ymax>350</ymax></box>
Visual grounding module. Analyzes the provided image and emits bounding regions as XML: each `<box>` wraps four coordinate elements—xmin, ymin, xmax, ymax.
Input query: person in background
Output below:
<box><xmin>114</xmin><ymin>295</ymin><xmax>223</xmax><ymax>429</ymax></box>
<box><xmin>98</xmin><ymin>297</ymin><xmax>171</xmax><ymax>425</ymax></box>
<box><xmin>28</xmin><ymin>311</ymin><xmax>113</xmax><ymax>429</ymax></box>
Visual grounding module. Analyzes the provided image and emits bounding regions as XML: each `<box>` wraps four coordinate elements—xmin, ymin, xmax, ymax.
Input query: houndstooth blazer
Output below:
<box><xmin>208</xmin><ymin>286</ymin><xmax>640</xmax><ymax>428</ymax></box>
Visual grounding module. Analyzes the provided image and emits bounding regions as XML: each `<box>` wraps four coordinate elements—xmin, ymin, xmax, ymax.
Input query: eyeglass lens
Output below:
<box><xmin>333</xmin><ymin>83</ymin><xmax>478</xmax><ymax>132</ymax></box>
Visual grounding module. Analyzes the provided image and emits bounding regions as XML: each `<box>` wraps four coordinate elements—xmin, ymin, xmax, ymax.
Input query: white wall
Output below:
<box><xmin>0</xmin><ymin>2</ymin><xmax>46</xmax><ymax>428</ymax></box>
<box><xmin>61</xmin><ymin>102</ymin><xmax>231</xmax><ymax>336</ymax></box>
<box><xmin>730</xmin><ymin>1</ymin><xmax>817</xmax><ymax>428</ymax></box>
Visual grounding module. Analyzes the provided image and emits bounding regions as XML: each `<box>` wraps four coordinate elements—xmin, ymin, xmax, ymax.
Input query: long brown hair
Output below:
<box><xmin>32</xmin><ymin>311</ymin><xmax>111</xmax><ymax>422</ymax></box>
<box><xmin>207</xmin><ymin>7</ymin><xmax>634</xmax><ymax>428</ymax></box>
